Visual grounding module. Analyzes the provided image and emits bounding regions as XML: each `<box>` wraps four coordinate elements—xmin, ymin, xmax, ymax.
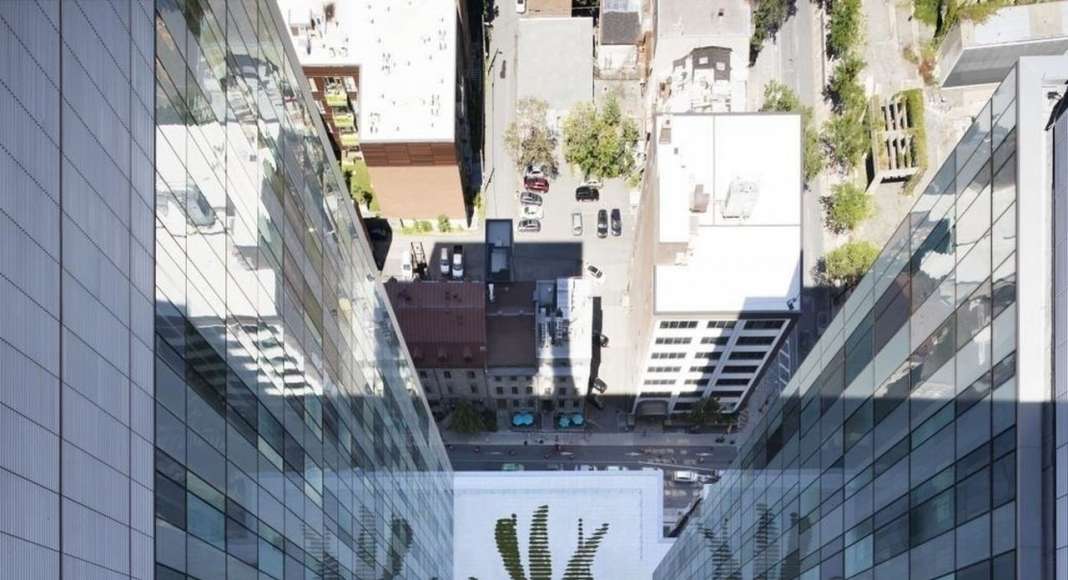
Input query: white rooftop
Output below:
<box><xmin>453</xmin><ymin>471</ymin><xmax>673</xmax><ymax>580</ymax></box>
<box><xmin>654</xmin><ymin>113</ymin><xmax>802</xmax><ymax>313</ymax></box>
<box><xmin>536</xmin><ymin>278</ymin><xmax>593</xmax><ymax>363</ymax></box>
<box><xmin>277</xmin><ymin>0</ymin><xmax>456</xmax><ymax>143</ymax></box>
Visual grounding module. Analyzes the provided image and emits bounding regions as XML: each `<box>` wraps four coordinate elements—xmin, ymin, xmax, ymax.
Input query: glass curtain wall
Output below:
<box><xmin>151</xmin><ymin>0</ymin><xmax>453</xmax><ymax>579</ymax></box>
<box><xmin>655</xmin><ymin>70</ymin><xmax>1021</xmax><ymax>580</ymax></box>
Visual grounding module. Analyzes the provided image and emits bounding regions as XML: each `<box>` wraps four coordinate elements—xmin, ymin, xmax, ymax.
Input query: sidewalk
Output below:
<box><xmin>440</xmin><ymin>429</ymin><xmax>738</xmax><ymax>447</ymax></box>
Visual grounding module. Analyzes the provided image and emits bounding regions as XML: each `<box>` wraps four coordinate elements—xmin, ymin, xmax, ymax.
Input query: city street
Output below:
<box><xmin>448</xmin><ymin>442</ymin><xmax>737</xmax><ymax>525</ymax></box>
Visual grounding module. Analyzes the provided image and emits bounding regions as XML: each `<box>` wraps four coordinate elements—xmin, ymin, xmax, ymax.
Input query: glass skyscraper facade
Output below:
<box><xmin>2</xmin><ymin>0</ymin><xmax>453</xmax><ymax>578</ymax></box>
<box><xmin>655</xmin><ymin>57</ymin><xmax>1068</xmax><ymax>580</ymax></box>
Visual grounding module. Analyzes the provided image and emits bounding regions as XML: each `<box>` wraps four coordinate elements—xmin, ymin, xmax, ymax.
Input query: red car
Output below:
<box><xmin>524</xmin><ymin>176</ymin><xmax>549</xmax><ymax>193</ymax></box>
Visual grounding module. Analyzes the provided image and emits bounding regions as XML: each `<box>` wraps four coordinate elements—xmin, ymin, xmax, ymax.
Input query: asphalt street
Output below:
<box><xmin>448</xmin><ymin>442</ymin><xmax>738</xmax><ymax>525</ymax></box>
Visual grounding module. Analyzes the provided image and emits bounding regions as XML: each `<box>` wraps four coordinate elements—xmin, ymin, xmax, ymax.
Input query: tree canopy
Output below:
<box><xmin>561</xmin><ymin>95</ymin><xmax>640</xmax><ymax>181</ymax></box>
<box><xmin>824</xmin><ymin>240</ymin><xmax>879</xmax><ymax>286</ymax></box>
<box><xmin>504</xmin><ymin>98</ymin><xmax>558</xmax><ymax>176</ymax></box>
<box><xmin>449</xmin><ymin>401</ymin><xmax>488</xmax><ymax>434</ymax></box>
<box><xmin>688</xmin><ymin>397</ymin><xmax>724</xmax><ymax>428</ymax></box>
<box><xmin>826</xmin><ymin>182</ymin><xmax>873</xmax><ymax>232</ymax></box>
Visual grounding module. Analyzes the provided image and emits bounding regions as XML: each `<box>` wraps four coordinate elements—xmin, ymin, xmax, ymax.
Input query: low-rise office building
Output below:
<box><xmin>628</xmin><ymin>112</ymin><xmax>802</xmax><ymax>417</ymax></box>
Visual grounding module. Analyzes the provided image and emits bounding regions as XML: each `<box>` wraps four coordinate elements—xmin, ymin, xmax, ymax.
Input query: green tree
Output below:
<box><xmin>449</xmin><ymin>401</ymin><xmax>487</xmax><ymax>434</ymax></box>
<box><xmin>761</xmin><ymin>82</ymin><xmax>825</xmax><ymax>182</ymax></box>
<box><xmin>827</xmin><ymin>53</ymin><xmax>867</xmax><ymax>113</ymax></box>
<box><xmin>822</xmin><ymin>111</ymin><xmax>869</xmax><ymax>171</ymax></box>
<box><xmin>688</xmin><ymin>397</ymin><xmax>723</xmax><ymax>428</ymax></box>
<box><xmin>824</xmin><ymin>240</ymin><xmax>879</xmax><ymax>286</ymax></box>
<box><xmin>751</xmin><ymin>0</ymin><xmax>794</xmax><ymax>60</ymax></box>
<box><xmin>561</xmin><ymin>95</ymin><xmax>639</xmax><ymax>181</ymax></box>
<box><xmin>826</xmin><ymin>182</ymin><xmax>873</xmax><ymax>232</ymax></box>
<box><xmin>504</xmin><ymin>98</ymin><xmax>558</xmax><ymax>175</ymax></box>
<box><xmin>437</xmin><ymin>214</ymin><xmax>452</xmax><ymax>232</ymax></box>
<box><xmin>827</xmin><ymin>0</ymin><xmax>863</xmax><ymax>58</ymax></box>
<box><xmin>761</xmin><ymin>80</ymin><xmax>802</xmax><ymax>112</ymax></box>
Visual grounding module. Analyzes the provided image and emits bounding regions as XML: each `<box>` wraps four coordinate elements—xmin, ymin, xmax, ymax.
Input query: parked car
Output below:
<box><xmin>597</xmin><ymin>333</ymin><xmax>609</xmax><ymax>347</ymax></box>
<box><xmin>439</xmin><ymin>247</ymin><xmax>450</xmax><ymax>276</ymax></box>
<box><xmin>400</xmin><ymin>250</ymin><xmax>415</xmax><ymax>281</ymax></box>
<box><xmin>596</xmin><ymin>209</ymin><xmax>608</xmax><ymax>238</ymax></box>
<box><xmin>585</xmin><ymin>264</ymin><xmax>603</xmax><ymax>279</ymax></box>
<box><xmin>524</xmin><ymin>163</ymin><xmax>547</xmax><ymax>179</ymax></box>
<box><xmin>520</xmin><ymin>204</ymin><xmax>544</xmax><ymax>220</ymax></box>
<box><xmin>517</xmin><ymin>219</ymin><xmax>541</xmax><ymax>233</ymax></box>
<box><xmin>591</xmin><ymin>377</ymin><xmax>607</xmax><ymax>393</ymax></box>
<box><xmin>502</xmin><ymin>463</ymin><xmax>525</xmax><ymax>471</ymax></box>
<box><xmin>520</xmin><ymin>191</ymin><xmax>543</xmax><ymax>206</ymax></box>
<box><xmin>575</xmin><ymin>185</ymin><xmax>599</xmax><ymax>201</ymax></box>
<box><xmin>451</xmin><ymin>245</ymin><xmax>464</xmax><ymax>279</ymax></box>
<box><xmin>605</xmin><ymin>465</ymin><xmax>626</xmax><ymax>471</ymax></box>
<box><xmin>524</xmin><ymin>176</ymin><xmax>549</xmax><ymax>193</ymax></box>
<box><xmin>515</xmin><ymin>0</ymin><xmax>526</xmax><ymax>13</ymax></box>
<box><xmin>571</xmin><ymin>212</ymin><xmax>583</xmax><ymax>236</ymax></box>
<box><xmin>610</xmin><ymin>208</ymin><xmax>622</xmax><ymax>236</ymax></box>
<box><xmin>579</xmin><ymin>464</ymin><xmax>596</xmax><ymax>471</ymax></box>
<box><xmin>672</xmin><ymin>470</ymin><xmax>699</xmax><ymax>483</ymax></box>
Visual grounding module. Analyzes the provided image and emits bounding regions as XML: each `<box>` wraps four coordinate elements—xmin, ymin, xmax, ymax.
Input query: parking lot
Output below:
<box><xmin>510</xmin><ymin>162</ymin><xmax>639</xmax><ymax>397</ymax></box>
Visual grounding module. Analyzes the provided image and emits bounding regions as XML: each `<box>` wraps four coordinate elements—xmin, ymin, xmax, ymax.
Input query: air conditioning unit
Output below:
<box><xmin>721</xmin><ymin>179</ymin><xmax>758</xmax><ymax>220</ymax></box>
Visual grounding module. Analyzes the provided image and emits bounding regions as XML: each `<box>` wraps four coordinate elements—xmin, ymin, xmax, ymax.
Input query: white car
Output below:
<box><xmin>516</xmin><ymin>0</ymin><xmax>527</xmax><ymax>13</ymax></box>
<box><xmin>520</xmin><ymin>204</ymin><xmax>543</xmax><ymax>220</ymax></box>
<box><xmin>672</xmin><ymin>470</ymin><xmax>699</xmax><ymax>483</ymax></box>
<box><xmin>439</xmin><ymin>247</ymin><xmax>450</xmax><ymax>276</ymax></box>
<box><xmin>399</xmin><ymin>250</ymin><xmax>415</xmax><ymax>281</ymax></box>
<box><xmin>578</xmin><ymin>464</ymin><xmax>596</xmax><ymax>471</ymax></box>
<box><xmin>451</xmin><ymin>245</ymin><xmax>464</xmax><ymax>279</ymax></box>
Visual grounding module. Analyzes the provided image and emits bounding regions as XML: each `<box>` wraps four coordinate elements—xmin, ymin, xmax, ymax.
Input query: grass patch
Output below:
<box><xmin>913</xmin><ymin>0</ymin><xmax>940</xmax><ymax>25</ymax></box>
<box><xmin>347</xmin><ymin>160</ymin><xmax>379</xmax><ymax>213</ymax></box>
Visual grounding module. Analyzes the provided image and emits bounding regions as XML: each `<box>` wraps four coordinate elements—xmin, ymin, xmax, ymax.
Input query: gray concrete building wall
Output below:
<box><xmin>1</xmin><ymin>0</ymin><xmax>156</xmax><ymax>577</ymax></box>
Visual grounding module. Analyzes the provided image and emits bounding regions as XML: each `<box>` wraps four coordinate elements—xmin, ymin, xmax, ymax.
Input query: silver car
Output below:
<box><xmin>571</xmin><ymin>212</ymin><xmax>583</xmax><ymax>236</ymax></box>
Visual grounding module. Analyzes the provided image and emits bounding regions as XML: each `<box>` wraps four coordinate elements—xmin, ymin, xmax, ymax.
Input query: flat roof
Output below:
<box><xmin>535</xmin><ymin>278</ymin><xmax>592</xmax><ymax>363</ymax></box>
<box><xmin>486</xmin><ymin>314</ymin><xmax>537</xmax><ymax>367</ymax></box>
<box><xmin>277</xmin><ymin>0</ymin><xmax>456</xmax><ymax>143</ymax></box>
<box><xmin>965</xmin><ymin>1</ymin><xmax>1068</xmax><ymax>46</ymax></box>
<box><xmin>453</xmin><ymin>472</ymin><xmax>673</xmax><ymax>580</ymax></box>
<box><xmin>517</xmin><ymin>18</ymin><xmax>594</xmax><ymax>113</ymax></box>
<box><xmin>654</xmin><ymin>113</ymin><xmax>802</xmax><ymax>313</ymax></box>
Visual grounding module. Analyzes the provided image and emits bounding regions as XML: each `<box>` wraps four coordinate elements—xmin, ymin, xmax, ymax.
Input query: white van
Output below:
<box><xmin>672</xmin><ymin>470</ymin><xmax>699</xmax><ymax>483</ymax></box>
<box><xmin>399</xmin><ymin>250</ymin><xmax>414</xmax><ymax>281</ymax></box>
<box><xmin>439</xmin><ymin>247</ymin><xmax>450</xmax><ymax>276</ymax></box>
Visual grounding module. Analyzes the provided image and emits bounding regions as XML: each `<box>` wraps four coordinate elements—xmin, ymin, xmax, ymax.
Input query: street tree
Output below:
<box><xmin>561</xmin><ymin>95</ymin><xmax>639</xmax><ymax>181</ymax></box>
<box><xmin>827</xmin><ymin>53</ymin><xmax>867</xmax><ymax>113</ymax></box>
<box><xmin>688</xmin><ymin>397</ymin><xmax>724</xmax><ymax>429</ymax></box>
<box><xmin>823</xmin><ymin>240</ymin><xmax>879</xmax><ymax>287</ymax></box>
<box><xmin>827</xmin><ymin>0</ymin><xmax>863</xmax><ymax>58</ymax></box>
<box><xmin>823</xmin><ymin>111</ymin><xmax>869</xmax><ymax>171</ymax></box>
<box><xmin>449</xmin><ymin>401</ymin><xmax>487</xmax><ymax>434</ymax></box>
<box><xmin>826</xmin><ymin>182</ymin><xmax>873</xmax><ymax>232</ymax></box>
<box><xmin>504</xmin><ymin>98</ymin><xmax>558</xmax><ymax>175</ymax></box>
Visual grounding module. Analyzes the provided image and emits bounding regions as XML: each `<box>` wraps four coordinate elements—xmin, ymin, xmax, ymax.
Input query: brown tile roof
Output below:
<box><xmin>486</xmin><ymin>314</ymin><xmax>537</xmax><ymax>368</ymax></box>
<box><xmin>384</xmin><ymin>281</ymin><xmax>487</xmax><ymax>368</ymax></box>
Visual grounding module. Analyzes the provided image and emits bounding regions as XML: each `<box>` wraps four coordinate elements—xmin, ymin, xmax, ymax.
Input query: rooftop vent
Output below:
<box><xmin>721</xmin><ymin>179</ymin><xmax>758</xmax><ymax>220</ymax></box>
<box><xmin>690</xmin><ymin>183</ymin><xmax>710</xmax><ymax>213</ymax></box>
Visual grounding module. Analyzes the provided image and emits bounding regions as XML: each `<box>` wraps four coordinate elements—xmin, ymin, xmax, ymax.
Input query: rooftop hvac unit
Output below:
<box><xmin>690</xmin><ymin>183</ymin><xmax>710</xmax><ymax>213</ymax></box>
<box><xmin>721</xmin><ymin>179</ymin><xmax>759</xmax><ymax>220</ymax></box>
